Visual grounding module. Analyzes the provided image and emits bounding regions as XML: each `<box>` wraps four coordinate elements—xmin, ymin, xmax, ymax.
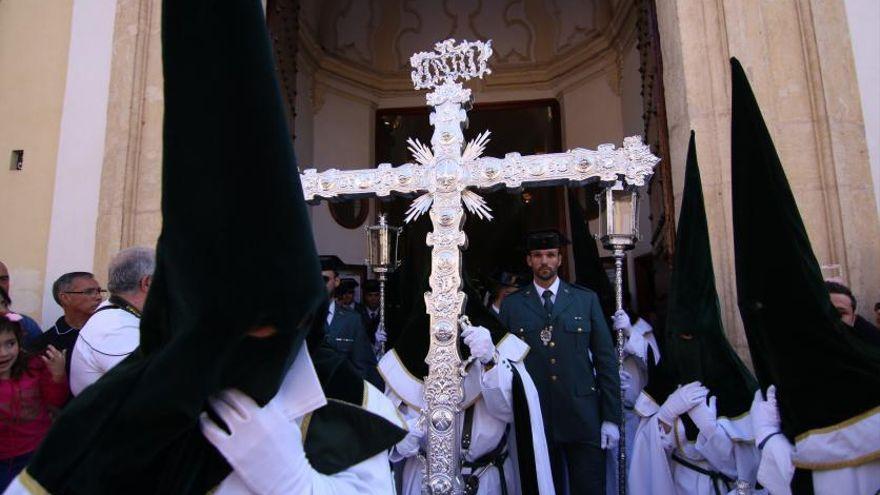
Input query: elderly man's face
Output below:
<box><xmin>830</xmin><ymin>293</ymin><xmax>856</xmax><ymax>326</ymax></box>
<box><xmin>59</xmin><ymin>276</ymin><xmax>103</xmax><ymax>316</ymax></box>
<box><xmin>0</xmin><ymin>262</ymin><xmax>9</xmax><ymax>294</ymax></box>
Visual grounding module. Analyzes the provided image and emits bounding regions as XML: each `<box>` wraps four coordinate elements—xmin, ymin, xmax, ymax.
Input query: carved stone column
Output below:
<box><xmin>94</xmin><ymin>0</ymin><xmax>164</xmax><ymax>275</ymax></box>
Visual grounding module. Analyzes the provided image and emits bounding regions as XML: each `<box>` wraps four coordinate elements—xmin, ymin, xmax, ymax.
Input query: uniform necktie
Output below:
<box><xmin>542</xmin><ymin>290</ymin><xmax>554</xmax><ymax>316</ymax></box>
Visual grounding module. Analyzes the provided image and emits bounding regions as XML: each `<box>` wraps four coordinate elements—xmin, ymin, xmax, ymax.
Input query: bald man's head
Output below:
<box><xmin>0</xmin><ymin>261</ymin><xmax>8</xmax><ymax>294</ymax></box>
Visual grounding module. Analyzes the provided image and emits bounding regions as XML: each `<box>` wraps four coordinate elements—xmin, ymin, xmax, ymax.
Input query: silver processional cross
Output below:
<box><xmin>301</xmin><ymin>39</ymin><xmax>659</xmax><ymax>495</ymax></box>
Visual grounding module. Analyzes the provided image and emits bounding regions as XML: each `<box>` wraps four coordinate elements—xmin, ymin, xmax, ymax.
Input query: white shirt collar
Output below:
<box><xmin>326</xmin><ymin>300</ymin><xmax>336</xmax><ymax>325</ymax></box>
<box><xmin>272</xmin><ymin>345</ymin><xmax>328</xmax><ymax>421</ymax></box>
<box><xmin>533</xmin><ymin>277</ymin><xmax>561</xmax><ymax>302</ymax></box>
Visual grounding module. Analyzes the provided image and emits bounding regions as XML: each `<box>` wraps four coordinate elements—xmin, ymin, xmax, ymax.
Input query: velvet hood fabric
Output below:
<box><xmin>646</xmin><ymin>131</ymin><xmax>758</xmax><ymax>420</ymax></box>
<box><xmin>730</xmin><ymin>57</ymin><xmax>880</xmax><ymax>440</ymax></box>
<box><xmin>25</xmin><ymin>0</ymin><xmax>327</xmax><ymax>492</ymax></box>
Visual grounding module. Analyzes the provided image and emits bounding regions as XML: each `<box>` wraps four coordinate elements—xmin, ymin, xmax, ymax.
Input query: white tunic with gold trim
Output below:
<box><xmin>628</xmin><ymin>392</ymin><xmax>763</xmax><ymax>495</ymax></box>
<box><xmin>379</xmin><ymin>334</ymin><xmax>555</xmax><ymax>495</ymax></box>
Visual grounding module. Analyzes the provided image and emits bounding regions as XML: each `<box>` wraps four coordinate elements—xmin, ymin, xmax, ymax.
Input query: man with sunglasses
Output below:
<box><xmin>27</xmin><ymin>272</ymin><xmax>105</xmax><ymax>383</ymax></box>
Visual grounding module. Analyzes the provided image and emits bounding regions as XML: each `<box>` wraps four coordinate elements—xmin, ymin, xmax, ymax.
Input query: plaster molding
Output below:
<box><xmin>334</xmin><ymin>0</ymin><xmax>377</xmax><ymax>65</ymax></box>
<box><xmin>297</xmin><ymin>0</ymin><xmax>637</xmax><ymax>101</ymax></box>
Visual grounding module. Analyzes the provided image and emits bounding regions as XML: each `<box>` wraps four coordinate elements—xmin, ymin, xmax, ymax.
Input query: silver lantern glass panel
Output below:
<box><xmin>598</xmin><ymin>180</ymin><xmax>641</xmax><ymax>251</ymax></box>
<box><xmin>365</xmin><ymin>214</ymin><xmax>402</xmax><ymax>274</ymax></box>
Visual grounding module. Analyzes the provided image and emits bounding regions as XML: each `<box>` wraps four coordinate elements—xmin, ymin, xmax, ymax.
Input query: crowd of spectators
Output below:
<box><xmin>0</xmin><ymin>248</ymin><xmax>154</xmax><ymax>489</ymax></box>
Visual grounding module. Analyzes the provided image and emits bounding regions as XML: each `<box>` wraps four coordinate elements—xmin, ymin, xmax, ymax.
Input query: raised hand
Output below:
<box><xmin>658</xmin><ymin>381</ymin><xmax>708</xmax><ymax>427</ymax></box>
<box><xmin>42</xmin><ymin>345</ymin><xmax>66</xmax><ymax>381</ymax></box>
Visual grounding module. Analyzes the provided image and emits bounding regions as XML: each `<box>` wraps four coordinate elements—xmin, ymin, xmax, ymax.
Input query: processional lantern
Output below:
<box><xmin>597</xmin><ymin>178</ymin><xmax>642</xmax><ymax>495</ymax></box>
<box><xmin>598</xmin><ymin>180</ymin><xmax>641</xmax><ymax>252</ymax></box>
<box><xmin>365</xmin><ymin>214</ymin><xmax>402</xmax><ymax>356</ymax></box>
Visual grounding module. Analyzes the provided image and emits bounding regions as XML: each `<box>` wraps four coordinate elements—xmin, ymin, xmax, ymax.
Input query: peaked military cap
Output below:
<box><xmin>525</xmin><ymin>229</ymin><xmax>570</xmax><ymax>251</ymax></box>
<box><xmin>363</xmin><ymin>279</ymin><xmax>381</xmax><ymax>293</ymax></box>
<box><xmin>320</xmin><ymin>255</ymin><xmax>344</xmax><ymax>272</ymax></box>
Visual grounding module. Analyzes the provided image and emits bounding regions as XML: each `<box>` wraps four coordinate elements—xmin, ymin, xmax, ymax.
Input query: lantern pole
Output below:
<box><xmin>613</xmin><ymin>244</ymin><xmax>626</xmax><ymax>495</ymax></box>
<box><xmin>598</xmin><ymin>180</ymin><xmax>640</xmax><ymax>495</ymax></box>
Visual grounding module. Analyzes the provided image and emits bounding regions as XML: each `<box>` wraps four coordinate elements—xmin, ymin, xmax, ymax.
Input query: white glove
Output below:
<box><xmin>600</xmin><ymin>421</ymin><xmax>620</xmax><ymax>450</ymax></box>
<box><xmin>688</xmin><ymin>395</ymin><xmax>718</xmax><ymax>433</ymax></box>
<box><xmin>394</xmin><ymin>415</ymin><xmax>425</xmax><ymax>458</ymax></box>
<box><xmin>461</xmin><ymin>325</ymin><xmax>496</xmax><ymax>364</ymax></box>
<box><xmin>619</xmin><ymin>370</ymin><xmax>632</xmax><ymax>394</ymax></box>
<box><xmin>657</xmin><ymin>381</ymin><xmax>708</xmax><ymax>427</ymax></box>
<box><xmin>200</xmin><ymin>389</ymin><xmax>310</xmax><ymax>495</ymax></box>
<box><xmin>750</xmin><ymin>385</ymin><xmax>782</xmax><ymax>446</ymax></box>
<box><xmin>375</xmin><ymin>323</ymin><xmax>387</xmax><ymax>344</ymax></box>
<box><xmin>757</xmin><ymin>433</ymin><xmax>795</xmax><ymax>495</ymax></box>
<box><xmin>612</xmin><ymin>310</ymin><xmax>633</xmax><ymax>337</ymax></box>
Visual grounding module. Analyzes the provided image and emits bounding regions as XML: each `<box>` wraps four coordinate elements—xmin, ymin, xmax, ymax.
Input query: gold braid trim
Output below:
<box><xmin>795</xmin><ymin>405</ymin><xmax>880</xmax><ymax>442</ymax></box>
<box><xmin>300</xmin><ymin>412</ymin><xmax>313</xmax><ymax>443</ymax></box>
<box><xmin>792</xmin><ymin>406</ymin><xmax>880</xmax><ymax>470</ymax></box>
<box><xmin>794</xmin><ymin>449</ymin><xmax>880</xmax><ymax>471</ymax></box>
<box><xmin>19</xmin><ymin>470</ymin><xmax>49</xmax><ymax>495</ymax></box>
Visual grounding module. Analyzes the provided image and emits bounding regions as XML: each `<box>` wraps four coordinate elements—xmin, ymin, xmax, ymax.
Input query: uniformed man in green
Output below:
<box><xmin>499</xmin><ymin>230</ymin><xmax>622</xmax><ymax>494</ymax></box>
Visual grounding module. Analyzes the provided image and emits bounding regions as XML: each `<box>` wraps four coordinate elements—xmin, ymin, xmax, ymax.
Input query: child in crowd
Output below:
<box><xmin>0</xmin><ymin>313</ymin><xmax>68</xmax><ymax>490</ymax></box>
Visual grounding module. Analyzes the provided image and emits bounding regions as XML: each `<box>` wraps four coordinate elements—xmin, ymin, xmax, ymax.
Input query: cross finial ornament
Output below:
<box><xmin>409</xmin><ymin>39</ymin><xmax>493</xmax><ymax>90</ymax></box>
<box><xmin>301</xmin><ymin>38</ymin><xmax>660</xmax><ymax>495</ymax></box>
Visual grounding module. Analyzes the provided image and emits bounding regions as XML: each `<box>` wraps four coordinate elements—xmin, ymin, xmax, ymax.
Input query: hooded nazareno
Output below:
<box><xmin>643</xmin><ymin>131</ymin><xmax>758</xmax><ymax>439</ymax></box>
<box><xmin>730</xmin><ymin>57</ymin><xmax>880</xmax><ymax>472</ymax></box>
<box><xmin>23</xmin><ymin>1</ymin><xmax>402</xmax><ymax>493</ymax></box>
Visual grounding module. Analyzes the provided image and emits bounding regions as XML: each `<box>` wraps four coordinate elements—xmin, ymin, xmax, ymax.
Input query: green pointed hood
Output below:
<box><xmin>643</xmin><ymin>131</ymin><xmax>758</xmax><ymax>431</ymax></box>
<box><xmin>663</xmin><ymin>131</ymin><xmax>757</xmax><ymax>419</ymax></box>
<box><xmin>25</xmin><ymin>1</ymin><xmax>325</xmax><ymax>492</ymax></box>
<box><xmin>731</xmin><ymin>57</ymin><xmax>880</xmax><ymax>442</ymax></box>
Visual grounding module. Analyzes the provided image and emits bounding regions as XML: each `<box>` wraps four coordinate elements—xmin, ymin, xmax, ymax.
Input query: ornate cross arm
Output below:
<box><xmin>300</xmin><ymin>162</ymin><xmax>429</xmax><ymax>202</ymax></box>
<box><xmin>462</xmin><ymin>136</ymin><xmax>660</xmax><ymax>191</ymax></box>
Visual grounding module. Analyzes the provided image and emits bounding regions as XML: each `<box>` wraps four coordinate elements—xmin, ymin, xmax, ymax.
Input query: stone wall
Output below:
<box><xmin>655</xmin><ymin>0</ymin><xmax>880</xmax><ymax>359</ymax></box>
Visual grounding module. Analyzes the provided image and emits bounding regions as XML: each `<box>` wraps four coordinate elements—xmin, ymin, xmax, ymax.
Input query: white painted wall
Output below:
<box><xmin>309</xmin><ymin>90</ymin><xmax>375</xmax><ymax>266</ymax></box>
<box><xmin>844</xmin><ymin>0</ymin><xmax>880</xmax><ymax>216</ymax></box>
<box><xmin>41</xmin><ymin>0</ymin><xmax>118</xmax><ymax>324</ymax></box>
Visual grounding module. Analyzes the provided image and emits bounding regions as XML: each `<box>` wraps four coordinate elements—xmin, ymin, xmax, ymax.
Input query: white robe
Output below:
<box><xmin>4</xmin><ymin>346</ymin><xmax>402</xmax><ymax>495</ymax></box>
<box><xmin>379</xmin><ymin>334</ymin><xmax>555</xmax><ymax>495</ymax></box>
<box><xmin>628</xmin><ymin>392</ymin><xmax>763</xmax><ymax>495</ymax></box>
<box><xmin>756</xmin><ymin>413</ymin><xmax>880</xmax><ymax>495</ymax></box>
<box><xmin>607</xmin><ymin>318</ymin><xmax>660</xmax><ymax>495</ymax></box>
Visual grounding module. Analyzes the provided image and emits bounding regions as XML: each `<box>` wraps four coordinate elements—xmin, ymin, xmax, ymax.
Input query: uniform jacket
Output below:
<box><xmin>325</xmin><ymin>304</ymin><xmax>382</xmax><ymax>389</ymax></box>
<box><xmin>500</xmin><ymin>279</ymin><xmax>621</xmax><ymax>446</ymax></box>
<box><xmin>358</xmin><ymin>306</ymin><xmax>381</xmax><ymax>344</ymax></box>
